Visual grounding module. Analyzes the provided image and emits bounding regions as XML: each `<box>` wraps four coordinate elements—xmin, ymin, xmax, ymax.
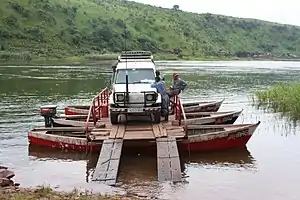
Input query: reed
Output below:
<box><xmin>252</xmin><ymin>82</ymin><xmax>300</xmax><ymax>120</ymax></box>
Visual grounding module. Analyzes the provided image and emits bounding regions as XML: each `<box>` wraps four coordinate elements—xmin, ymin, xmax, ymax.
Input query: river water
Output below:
<box><xmin>1</xmin><ymin>61</ymin><xmax>300</xmax><ymax>200</ymax></box>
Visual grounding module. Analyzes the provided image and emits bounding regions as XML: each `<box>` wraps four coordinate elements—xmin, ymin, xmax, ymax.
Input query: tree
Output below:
<box><xmin>172</xmin><ymin>5</ymin><xmax>179</xmax><ymax>11</ymax></box>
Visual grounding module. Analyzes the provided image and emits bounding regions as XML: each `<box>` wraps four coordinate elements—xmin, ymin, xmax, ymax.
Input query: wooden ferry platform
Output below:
<box><xmin>31</xmin><ymin>87</ymin><xmax>261</xmax><ymax>186</ymax></box>
<box><xmin>74</xmin><ymin>88</ymin><xmax>187</xmax><ymax>185</ymax></box>
<box><xmin>90</xmin><ymin>121</ymin><xmax>185</xmax><ymax>185</ymax></box>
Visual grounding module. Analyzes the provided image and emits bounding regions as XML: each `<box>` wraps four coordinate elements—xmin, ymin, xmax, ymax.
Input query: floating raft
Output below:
<box><xmin>91</xmin><ymin>123</ymin><xmax>184</xmax><ymax>185</ymax></box>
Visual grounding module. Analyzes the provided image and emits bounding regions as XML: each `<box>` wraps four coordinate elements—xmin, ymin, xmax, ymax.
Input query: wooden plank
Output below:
<box><xmin>124</xmin><ymin>130</ymin><xmax>155</xmax><ymax>140</ymax></box>
<box><xmin>57</xmin><ymin>114</ymin><xmax>88</xmax><ymax>119</ymax></box>
<box><xmin>167</xmin><ymin>137</ymin><xmax>179</xmax><ymax>158</ymax></box>
<box><xmin>93</xmin><ymin>135</ymin><xmax>109</xmax><ymax>141</ymax></box>
<box><xmin>168</xmin><ymin>131</ymin><xmax>186</xmax><ymax>137</ymax></box>
<box><xmin>33</xmin><ymin>127</ymin><xmax>93</xmax><ymax>132</ymax></box>
<box><xmin>110</xmin><ymin>139</ymin><xmax>123</xmax><ymax>159</ymax></box>
<box><xmin>52</xmin><ymin>118</ymin><xmax>91</xmax><ymax>127</ymax></box>
<box><xmin>152</xmin><ymin>124</ymin><xmax>162</xmax><ymax>138</ymax></box>
<box><xmin>170</xmin><ymin>157</ymin><xmax>181</xmax><ymax>182</ymax></box>
<box><xmin>92</xmin><ymin>128</ymin><xmax>111</xmax><ymax>132</ymax></box>
<box><xmin>156</xmin><ymin>138</ymin><xmax>169</xmax><ymax>158</ymax></box>
<box><xmin>157</xmin><ymin>157</ymin><xmax>172</xmax><ymax>181</ymax></box>
<box><xmin>164</xmin><ymin>126</ymin><xmax>184</xmax><ymax>131</ymax></box>
<box><xmin>125</xmin><ymin>126</ymin><xmax>152</xmax><ymax>131</ymax></box>
<box><xmin>93</xmin><ymin>141</ymin><xmax>113</xmax><ymax>180</ymax></box>
<box><xmin>116</xmin><ymin>125</ymin><xmax>125</xmax><ymax>139</ymax></box>
<box><xmin>156</xmin><ymin>137</ymin><xmax>181</xmax><ymax>182</ymax></box>
<box><xmin>92</xmin><ymin>139</ymin><xmax>123</xmax><ymax>186</ymax></box>
<box><xmin>158</xmin><ymin>124</ymin><xmax>168</xmax><ymax>137</ymax></box>
<box><xmin>109</xmin><ymin>125</ymin><xmax>119</xmax><ymax>139</ymax></box>
<box><xmin>102</xmin><ymin>159</ymin><xmax>119</xmax><ymax>181</ymax></box>
<box><xmin>91</xmin><ymin>132</ymin><xmax>110</xmax><ymax>136</ymax></box>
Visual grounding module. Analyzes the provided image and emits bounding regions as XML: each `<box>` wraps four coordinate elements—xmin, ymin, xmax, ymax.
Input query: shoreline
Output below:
<box><xmin>0</xmin><ymin>165</ymin><xmax>143</xmax><ymax>200</ymax></box>
<box><xmin>1</xmin><ymin>53</ymin><xmax>300</xmax><ymax>66</ymax></box>
<box><xmin>0</xmin><ymin>185</ymin><xmax>143</xmax><ymax>200</ymax></box>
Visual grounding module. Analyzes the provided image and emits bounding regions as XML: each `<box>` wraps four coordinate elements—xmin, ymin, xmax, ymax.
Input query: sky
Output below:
<box><xmin>134</xmin><ymin>0</ymin><xmax>300</xmax><ymax>26</ymax></box>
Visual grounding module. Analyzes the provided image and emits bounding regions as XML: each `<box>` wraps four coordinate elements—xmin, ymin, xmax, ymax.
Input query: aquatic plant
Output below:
<box><xmin>252</xmin><ymin>82</ymin><xmax>300</xmax><ymax>120</ymax></box>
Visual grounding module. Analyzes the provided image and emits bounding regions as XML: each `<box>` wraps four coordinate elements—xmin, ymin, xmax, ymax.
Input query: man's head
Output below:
<box><xmin>173</xmin><ymin>73</ymin><xmax>179</xmax><ymax>80</ymax></box>
<box><xmin>155</xmin><ymin>70</ymin><xmax>160</xmax><ymax>77</ymax></box>
<box><xmin>155</xmin><ymin>76</ymin><xmax>161</xmax><ymax>83</ymax></box>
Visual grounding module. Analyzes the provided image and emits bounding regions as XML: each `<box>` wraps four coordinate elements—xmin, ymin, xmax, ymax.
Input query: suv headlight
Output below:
<box><xmin>114</xmin><ymin>92</ymin><xmax>125</xmax><ymax>102</ymax></box>
<box><xmin>145</xmin><ymin>92</ymin><xmax>157</xmax><ymax>102</ymax></box>
<box><xmin>146</xmin><ymin>93</ymin><xmax>155</xmax><ymax>101</ymax></box>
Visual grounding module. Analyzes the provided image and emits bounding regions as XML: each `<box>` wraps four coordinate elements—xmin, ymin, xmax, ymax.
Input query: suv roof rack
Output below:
<box><xmin>118</xmin><ymin>51</ymin><xmax>153</xmax><ymax>61</ymax></box>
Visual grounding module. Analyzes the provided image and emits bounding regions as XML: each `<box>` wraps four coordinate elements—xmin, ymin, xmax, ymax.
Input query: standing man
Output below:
<box><xmin>151</xmin><ymin>76</ymin><xmax>169</xmax><ymax>121</ymax></box>
<box><xmin>168</xmin><ymin>73</ymin><xmax>187</xmax><ymax>97</ymax></box>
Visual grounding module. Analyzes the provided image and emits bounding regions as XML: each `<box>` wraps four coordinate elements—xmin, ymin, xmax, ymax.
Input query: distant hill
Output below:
<box><xmin>1</xmin><ymin>0</ymin><xmax>300</xmax><ymax>61</ymax></box>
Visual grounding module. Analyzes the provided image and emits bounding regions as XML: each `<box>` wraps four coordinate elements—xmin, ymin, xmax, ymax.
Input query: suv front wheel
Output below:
<box><xmin>153</xmin><ymin>111</ymin><xmax>161</xmax><ymax>123</ymax></box>
<box><xmin>110</xmin><ymin>113</ymin><xmax>118</xmax><ymax>124</ymax></box>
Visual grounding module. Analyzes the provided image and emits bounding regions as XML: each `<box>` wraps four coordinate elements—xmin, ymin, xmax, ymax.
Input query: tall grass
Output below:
<box><xmin>252</xmin><ymin>82</ymin><xmax>300</xmax><ymax>120</ymax></box>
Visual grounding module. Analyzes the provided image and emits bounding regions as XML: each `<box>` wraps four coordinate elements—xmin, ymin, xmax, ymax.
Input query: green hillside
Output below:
<box><xmin>1</xmin><ymin>0</ymin><xmax>300</xmax><ymax>62</ymax></box>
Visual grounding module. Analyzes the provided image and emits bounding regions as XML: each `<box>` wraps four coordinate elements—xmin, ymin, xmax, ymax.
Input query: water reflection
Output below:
<box><xmin>28</xmin><ymin>144</ymin><xmax>256</xmax><ymax>185</ymax></box>
<box><xmin>181</xmin><ymin>148</ymin><xmax>256</xmax><ymax>172</ymax></box>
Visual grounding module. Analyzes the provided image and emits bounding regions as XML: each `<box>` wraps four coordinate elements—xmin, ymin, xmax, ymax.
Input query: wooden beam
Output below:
<box><xmin>32</xmin><ymin>127</ymin><xmax>93</xmax><ymax>132</ymax></box>
<box><xmin>92</xmin><ymin>139</ymin><xmax>123</xmax><ymax>186</ymax></box>
<box><xmin>109</xmin><ymin>125</ymin><xmax>119</xmax><ymax>139</ymax></box>
<box><xmin>152</xmin><ymin>124</ymin><xmax>162</xmax><ymax>138</ymax></box>
<box><xmin>156</xmin><ymin>137</ymin><xmax>181</xmax><ymax>182</ymax></box>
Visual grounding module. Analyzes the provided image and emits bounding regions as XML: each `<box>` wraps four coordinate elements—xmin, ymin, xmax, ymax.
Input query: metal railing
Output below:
<box><xmin>85</xmin><ymin>87</ymin><xmax>109</xmax><ymax>138</ymax></box>
<box><xmin>174</xmin><ymin>95</ymin><xmax>188</xmax><ymax>136</ymax></box>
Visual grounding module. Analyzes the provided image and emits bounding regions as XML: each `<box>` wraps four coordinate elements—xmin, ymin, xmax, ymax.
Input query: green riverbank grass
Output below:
<box><xmin>1</xmin><ymin>52</ymin><xmax>290</xmax><ymax>66</ymax></box>
<box><xmin>0</xmin><ymin>185</ymin><xmax>141</xmax><ymax>200</ymax></box>
<box><xmin>252</xmin><ymin>82</ymin><xmax>300</xmax><ymax>120</ymax></box>
<box><xmin>0</xmin><ymin>53</ymin><xmax>119</xmax><ymax>66</ymax></box>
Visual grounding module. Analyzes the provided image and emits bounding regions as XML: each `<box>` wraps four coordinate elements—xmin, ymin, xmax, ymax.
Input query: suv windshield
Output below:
<box><xmin>115</xmin><ymin>68</ymin><xmax>155</xmax><ymax>84</ymax></box>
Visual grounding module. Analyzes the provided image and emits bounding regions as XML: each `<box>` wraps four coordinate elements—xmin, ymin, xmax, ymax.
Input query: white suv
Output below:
<box><xmin>109</xmin><ymin>51</ymin><xmax>162</xmax><ymax>124</ymax></box>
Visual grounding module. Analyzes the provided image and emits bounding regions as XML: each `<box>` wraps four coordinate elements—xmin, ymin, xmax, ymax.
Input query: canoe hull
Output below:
<box><xmin>181</xmin><ymin>109</ymin><xmax>242</xmax><ymax>125</ymax></box>
<box><xmin>52</xmin><ymin>113</ymin><xmax>239</xmax><ymax>127</ymax></box>
<box><xmin>65</xmin><ymin>106</ymin><xmax>89</xmax><ymax>115</ymax></box>
<box><xmin>64</xmin><ymin>99</ymin><xmax>224</xmax><ymax>115</ymax></box>
<box><xmin>183</xmin><ymin>99</ymin><xmax>224</xmax><ymax>113</ymax></box>
<box><xmin>28</xmin><ymin>122</ymin><xmax>259</xmax><ymax>153</ymax></box>
<box><xmin>28</xmin><ymin>133</ymin><xmax>252</xmax><ymax>152</ymax></box>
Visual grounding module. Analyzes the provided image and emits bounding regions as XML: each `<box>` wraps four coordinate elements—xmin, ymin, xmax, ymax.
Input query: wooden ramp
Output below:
<box><xmin>156</xmin><ymin>136</ymin><xmax>182</xmax><ymax>182</ymax></box>
<box><xmin>92</xmin><ymin>138</ymin><xmax>123</xmax><ymax>186</ymax></box>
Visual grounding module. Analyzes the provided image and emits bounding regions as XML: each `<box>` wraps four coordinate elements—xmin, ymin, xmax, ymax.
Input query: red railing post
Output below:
<box><xmin>178</xmin><ymin>98</ymin><xmax>182</xmax><ymax>126</ymax></box>
<box><xmin>174</xmin><ymin>95</ymin><xmax>188</xmax><ymax>137</ymax></box>
<box><xmin>85</xmin><ymin>87</ymin><xmax>110</xmax><ymax>139</ymax></box>
<box><xmin>92</xmin><ymin>100</ymin><xmax>96</xmax><ymax>125</ymax></box>
<box><xmin>97</xmin><ymin>96</ymin><xmax>101</xmax><ymax>119</ymax></box>
<box><xmin>174</xmin><ymin>95</ymin><xmax>178</xmax><ymax>120</ymax></box>
<box><xmin>105</xmin><ymin>88</ymin><xmax>108</xmax><ymax>104</ymax></box>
